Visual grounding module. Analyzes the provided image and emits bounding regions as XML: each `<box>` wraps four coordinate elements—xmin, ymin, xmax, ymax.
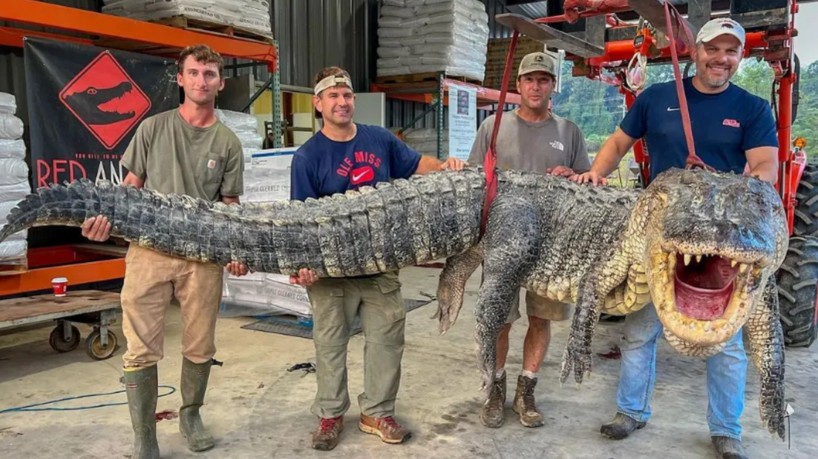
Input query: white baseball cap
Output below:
<box><xmin>696</xmin><ymin>18</ymin><xmax>746</xmax><ymax>47</ymax></box>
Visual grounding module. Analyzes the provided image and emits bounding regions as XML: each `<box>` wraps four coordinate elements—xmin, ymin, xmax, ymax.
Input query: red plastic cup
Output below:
<box><xmin>51</xmin><ymin>277</ymin><xmax>68</xmax><ymax>297</ymax></box>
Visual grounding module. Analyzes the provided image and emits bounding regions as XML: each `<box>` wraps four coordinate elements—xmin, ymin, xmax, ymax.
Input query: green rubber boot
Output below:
<box><xmin>179</xmin><ymin>358</ymin><xmax>215</xmax><ymax>452</ymax></box>
<box><xmin>123</xmin><ymin>366</ymin><xmax>160</xmax><ymax>459</ymax></box>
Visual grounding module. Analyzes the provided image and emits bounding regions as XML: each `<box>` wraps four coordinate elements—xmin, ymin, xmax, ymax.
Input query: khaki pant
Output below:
<box><xmin>307</xmin><ymin>271</ymin><xmax>406</xmax><ymax>419</ymax></box>
<box><xmin>121</xmin><ymin>245</ymin><xmax>224</xmax><ymax>368</ymax></box>
<box><xmin>506</xmin><ymin>289</ymin><xmax>573</xmax><ymax>323</ymax></box>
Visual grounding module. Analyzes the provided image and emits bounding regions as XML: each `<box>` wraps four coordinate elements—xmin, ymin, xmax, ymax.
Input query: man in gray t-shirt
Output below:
<box><xmin>468</xmin><ymin>52</ymin><xmax>590</xmax><ymax>430</ymax></box>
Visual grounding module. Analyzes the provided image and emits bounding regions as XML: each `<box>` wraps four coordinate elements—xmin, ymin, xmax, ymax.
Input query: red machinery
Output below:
<box><xmin>492</xmin><ymin>0</ymin><xmax>816</xmax><ymax>347</ymax></box>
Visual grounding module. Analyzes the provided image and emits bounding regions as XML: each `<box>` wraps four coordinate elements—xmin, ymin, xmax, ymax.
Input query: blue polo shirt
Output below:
<box><xmin>621</xmin><ymin>77</ymin><xmax>778</xmax><ymax>181</ymax></box>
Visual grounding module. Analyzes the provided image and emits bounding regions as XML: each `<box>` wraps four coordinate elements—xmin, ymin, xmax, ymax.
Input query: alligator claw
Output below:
<box><xmin>560</xmin><ymin>337</ymin><xmax>592</xmax><ymax>384</ymax></box>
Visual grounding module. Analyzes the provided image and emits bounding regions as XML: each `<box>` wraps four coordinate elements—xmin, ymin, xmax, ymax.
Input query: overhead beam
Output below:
<box><xmin>495</xmin><ymin>13</ymin><xmax>604</xmax><ymax>58</ymax></box>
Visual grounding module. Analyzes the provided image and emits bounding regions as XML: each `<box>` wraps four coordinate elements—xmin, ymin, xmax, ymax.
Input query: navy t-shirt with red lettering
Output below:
<box><xmin>620</xmin><ymin>77</ymin><xmax>778</xmax><ymax>182</ymax></box>
<box><xmin>290</xmin><ymin>124</ymin><xmax>422</xmax><ymax>200</ymax></box>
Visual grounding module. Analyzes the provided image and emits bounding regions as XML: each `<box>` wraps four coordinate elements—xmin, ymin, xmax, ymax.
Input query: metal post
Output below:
<box><xmin>437</xmin><ymin>72</ymin><xmax>445</xmax><ymax>160</ymax></box>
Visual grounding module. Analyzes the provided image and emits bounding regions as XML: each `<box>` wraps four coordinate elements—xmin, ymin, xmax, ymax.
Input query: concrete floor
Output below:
<box><xmin>0</xmin><ymin>265</ymin><xmax>815</xmax><ymax>459</ymax></box>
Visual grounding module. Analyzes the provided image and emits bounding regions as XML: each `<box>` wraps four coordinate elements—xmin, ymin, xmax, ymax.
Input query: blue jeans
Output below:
<box><xmin>615</xmin><ymin>305</ymin><xmax>747</xmax><ymax>440</ymax></box>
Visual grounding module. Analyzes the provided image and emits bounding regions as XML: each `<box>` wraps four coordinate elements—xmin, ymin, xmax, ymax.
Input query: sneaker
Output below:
<box><xmin>600</xmin><ymin>412</ymin><xmax>646</xmax><ymax>440</ymax></box>
<box><xmin>311</xmin><ymin>416</ymin><xmax>343</xmax><ymax>451</ymax></box>
<box><xmin>358</xmin><ymin>414</ymin><xmax>412</xmax><ymax>444</ymax></box>
<box><xmin>479</xmin><ymin>372</ymin><xmax>506</xmax><ymax>428</ymax></box>
<box><xmin>512</xmin><ymin>375</ymin><xmax>544</xmax><ymax>427</ymax></box>
<box><xmin>711</xmin><ymin>436</ymin><xmax>749</xmax><ymax>459</ymax></box>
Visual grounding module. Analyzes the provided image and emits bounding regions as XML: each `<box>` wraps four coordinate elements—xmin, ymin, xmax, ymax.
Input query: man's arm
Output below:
<box><xmin>746</xmin><ymin>146</ymin><xmax>778</xmax><ymax>184</ymax></box>
<box><xmin>414</xmin><ymin>155</ymin><xmax>465</xmax><ymax>175</ymax></box>
<box><xmin>572</xmin><ymin>128</ymin><xmax>637</xmax><ymax>186</ymax></box>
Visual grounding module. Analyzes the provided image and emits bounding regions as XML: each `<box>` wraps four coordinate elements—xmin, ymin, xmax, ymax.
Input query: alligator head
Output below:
<box><xmin>63</xmin><ymin>81</ymin><xmax>136</xmax><ymax>125</ymax></box>
<box><xmin>644</xmin><ymin>168</ymin><xmax>788</xmax><ymax>348</ymax></box>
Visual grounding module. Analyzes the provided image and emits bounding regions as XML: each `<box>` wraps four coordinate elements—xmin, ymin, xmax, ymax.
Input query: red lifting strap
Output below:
<box><xmin>481</xmin><ymin>31</ymin><xmax>519</xmax><ymax>236</ymax></box>
<box><xmin>663</xmin><ymin>1</ymin><xmax>714</xmax><ymax>172</ymax></box>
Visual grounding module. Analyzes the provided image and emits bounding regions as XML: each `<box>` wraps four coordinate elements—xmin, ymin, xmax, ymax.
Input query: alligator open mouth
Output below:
<box><xmin>652</xmin><ymin>248</ymin><xmax>762</xmax><ymax>345</ymax></box>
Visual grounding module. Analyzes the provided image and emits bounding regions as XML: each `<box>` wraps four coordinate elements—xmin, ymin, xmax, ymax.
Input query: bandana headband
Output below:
<box><xmin>314</xmin><ymin>75</ymin><xmax>353</xmax><ymax>95</ymax></box>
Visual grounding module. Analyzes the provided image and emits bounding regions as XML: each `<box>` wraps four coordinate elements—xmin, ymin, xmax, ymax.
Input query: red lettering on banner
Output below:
<box><xmin>37</xmin><ymin>159</ymin><xmax>88</xmax><ymax>187</ymax></box>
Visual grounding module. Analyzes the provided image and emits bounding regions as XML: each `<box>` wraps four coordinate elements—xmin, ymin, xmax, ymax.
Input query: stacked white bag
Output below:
<box><xmin>377</xmin><ymin>0</ymin><xmax>489</xmax><ymax>81</ymax></box>
<box><xmin>215</xmin><ymin>108</ymin><xmax>263</xmax><ymax>166</ymax></box>
<box><xmin>0</xmin><ymin>92</ymin><xmax>30</xmax><ymax>265</ymax></box>
<box><xmin>219</xmin><ymin>148</ymin><xmax>312</xmax><ymax>319</ymax></box>
<box><xmin>101</xmin><ymin>0</ymin><xmax>273</xmax><ymax>40</ymax></box>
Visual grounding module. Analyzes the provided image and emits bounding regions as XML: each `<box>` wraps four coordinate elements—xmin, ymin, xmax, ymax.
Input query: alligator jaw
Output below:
<box><xmin>650</xmin><ymin>247</ymin><xmax>762</xmax><ymax>346</ymax></box>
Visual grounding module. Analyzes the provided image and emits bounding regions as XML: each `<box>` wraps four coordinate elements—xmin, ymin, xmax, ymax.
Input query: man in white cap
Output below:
<box><xmin>468</xmin><ymin>51</ymin><xmax>590</xmax><ymax>429</ymax></box>
<box><xmin>572</xmin><ymin>18</ymin><xmax>778</xmax><ymax>459</ymax></box>
<box><xmin>290</xmin><ymin>66</ymin><xmax>465</xmax><ymax>451</ymax></box>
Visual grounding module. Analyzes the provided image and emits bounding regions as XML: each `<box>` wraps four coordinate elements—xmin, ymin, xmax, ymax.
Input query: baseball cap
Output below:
<box><xmin>518</xmin><ymin>52</ymin><xmax>557</xmax><ymax>78</ymax></box>
<box><xmin>696</xmin><ymin>18</ymin><xmax>746</xmax><ymax>47</ymax></box>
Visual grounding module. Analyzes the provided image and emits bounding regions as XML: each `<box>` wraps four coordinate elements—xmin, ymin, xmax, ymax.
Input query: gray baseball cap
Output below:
<box><xmin>518</xmin><ymin>52</ymin><xmax>557</xmax><ymax>78</ymax></box>
<box><xmin>696</xmin><ymin>18</ymin><xmax>746</xmax><ymax>47</ymax></box>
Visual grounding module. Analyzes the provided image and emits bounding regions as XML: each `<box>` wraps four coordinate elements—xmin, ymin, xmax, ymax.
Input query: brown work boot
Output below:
<box><xmin>512</xmin><ymin>375</ymin><xmax>544</xmax><ymax>427</ymax></box>
<box><xmin>311</xmin><ymin>416</ymin><xmax>343</xmax><ymax>451</ymax></box>
<box><xmin>358</xmin><ymin>414</ymin><xmax>412</xmax><ymax>444</ymax></box>
<box><xmin>479</xmin><ymin>372</ymin><xmax>507</xmax><ymax>428</ymax></box>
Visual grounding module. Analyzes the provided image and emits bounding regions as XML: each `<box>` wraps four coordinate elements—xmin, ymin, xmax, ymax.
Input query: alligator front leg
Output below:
<box><xmin>561</xmin><ymin>255</ymin><xmax>631</xmax><ymax>384</ymax></box>
<box><xmin>436</xmin><ymin>241</ymin><xmax>484</xmax><ymax>333</ymax></box>
<box><xmin>743</xmin><ymin>276</ymin><xmax>786</xmax><ymax>440</ymax></box>
<box><xmin>474</xmin><ymin>196</ymin><xmax>540</xmax><ymax>392</ymax></box>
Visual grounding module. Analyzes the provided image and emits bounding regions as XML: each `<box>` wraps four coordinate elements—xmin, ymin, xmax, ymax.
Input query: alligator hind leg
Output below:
<box><xmin>474</xmin><ymin>196</ymin><xmax>541</xmax><ymax>393</ymax></box>
<box><xmin>436</xmin><ymin>241</ymin><xmax>484</xmax><ymax>334</ymax></box>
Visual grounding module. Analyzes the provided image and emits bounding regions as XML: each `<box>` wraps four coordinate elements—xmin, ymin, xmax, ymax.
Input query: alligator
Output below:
<box><xmin>0</xmin><ymin>167</ymin><xmax>787</xmax><ymax>439</ymax></box>
<box><xmin>62</xmin><ymin>81</ymin><xmax>136</xmax><ymax>125</ymax></box>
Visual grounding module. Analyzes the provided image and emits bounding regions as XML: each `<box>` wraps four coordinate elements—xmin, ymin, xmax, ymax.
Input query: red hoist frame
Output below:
<box><xmin>483</xmin><ymin>0</ymin><xmax>806</xmax><ymax>237</ymax></box>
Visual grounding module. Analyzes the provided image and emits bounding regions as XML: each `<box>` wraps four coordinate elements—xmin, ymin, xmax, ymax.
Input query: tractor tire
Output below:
<box><xmin>793</xmin><ymin>164</ymin><xmax>818</xmax><ymax>237</ymax></box>
<box><xmin>776</xmin><ymin>236</ymin><xmax>818</xmax><ymax>348</ymax></box>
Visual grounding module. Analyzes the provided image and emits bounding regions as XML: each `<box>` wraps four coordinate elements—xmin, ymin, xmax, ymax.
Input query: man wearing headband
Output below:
<box><xmin>573</xmin><ymin>18</ymin><xmax>777</xmax><ymax>459</ymax></box>
<box><xmin>290</xmin><ymin>66</ymin><xmax>465</xmax><ymax>451</ymax></box>
<box><xmin>468</xmin><ymin>51</ymin><xmax>590</xmax><ymax>431</ymax></box>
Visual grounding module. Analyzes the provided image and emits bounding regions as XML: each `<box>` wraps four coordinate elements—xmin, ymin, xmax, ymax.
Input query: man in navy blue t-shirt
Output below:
<box><xmin>290</xmin><ymin>66</ymin><xmax>464</xmax><ymax>451</ymax></box>
<box><xmin>573</xmin><ymin>18</ymin><xmax>778</xmax><ymax>459</ymax></box>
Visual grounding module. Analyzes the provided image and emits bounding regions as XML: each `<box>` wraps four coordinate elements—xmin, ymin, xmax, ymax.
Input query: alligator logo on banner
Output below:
<box><xmin>25</xmin><ymin>38</ymin><xmax>178</xmax><ymax>187</ymax></box>
<box><xmin>59</xmin><ymin>51</ymin><xmax>152</xmax><ymax>150</ymax></box>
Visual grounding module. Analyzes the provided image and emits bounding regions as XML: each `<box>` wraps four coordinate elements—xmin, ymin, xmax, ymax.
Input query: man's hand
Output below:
<box><xmin>546</xmin><ymin>165</ymin><xmax>575</xmax><ymax>177</ymax></box>
<box><xmin>440</xmin><ymin>157</ymin><xmax>466</xmax><ymax>171</ymax></box>
<box><xmin>289</xmin><ymin>268</ymin><xmax>319</xmax><ymax>287</ymax></box>
<box><xmin>570</xmin><ymin>171</ymin><xmax>608</xmax><ymax>187</ymax></box>
<box><xmin>225</xmin><ymin>261</ymin><xmax>249</xmax><ymax>277</ymax></box>
<box><xmin>81</xmin><ymin>216</ymin><xmax>112</xmax><ymax>242</ymax></box>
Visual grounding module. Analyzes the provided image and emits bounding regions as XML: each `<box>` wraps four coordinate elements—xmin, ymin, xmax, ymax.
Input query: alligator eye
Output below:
<box><xmin>86</xmin><ymin>87</ymin><xmax>97</xmax><ymax>95</ymax></box>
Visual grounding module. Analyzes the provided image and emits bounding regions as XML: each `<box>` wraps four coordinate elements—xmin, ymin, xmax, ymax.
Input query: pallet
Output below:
<box><xmin>151</xmin><ymin>15</ymin><xmax>273</xmax><ymax>44</ymax></box>
<box><xmin>0</xmin><ymin>261</ymin><xmax>27</xmax><ymax>277</ymax></box>
<box><xmin>375</xmin><ymin>72</ymin><xmax>482</xmax><ymax>85</ymax></box>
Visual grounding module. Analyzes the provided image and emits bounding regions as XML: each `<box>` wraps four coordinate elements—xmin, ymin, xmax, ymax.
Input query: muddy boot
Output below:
<box><xmin>600</xmin><ymin>412</ymin><xmax>646</xmax><ymax>440</ymax></box>
<box><xmin>712</xmin><ymin>436</ymin><xmax>749</xmax><ymax>459</ymax></box>
<box><xmin>179</xmin><ymin>358</ymin><xmax>215</xmax><ymax>452</ymax></box>
<box><xmin>479</xmin><ymin>372</ymin><xmax>506</xmax><ymax>428</ymax></box>
<box><xmin>123</xmin><ymin>366</ymin><xmax>160</xmax><ymax>459</ymax></box>
<box><xmin>312</xmin><ymin>416</ymin><xmax>344</xmax><ymax>451</ymax></box>
<box><xmin>512</xmin><ymin>375</ymin><xmax>544</xmax><ymax>427</ymax></box>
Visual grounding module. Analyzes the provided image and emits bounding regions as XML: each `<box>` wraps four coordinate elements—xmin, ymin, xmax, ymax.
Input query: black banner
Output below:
<box><xmin>24</xmin><ymin>38</ymin><xmax>178</xmax><ymax>187</ymax></box>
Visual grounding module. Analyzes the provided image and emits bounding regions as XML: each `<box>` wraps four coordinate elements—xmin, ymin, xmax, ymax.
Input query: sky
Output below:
<box><xmin>794</xmin><ymin>3</ymin><xmax>818</xmax><ymax>66</ymax></box>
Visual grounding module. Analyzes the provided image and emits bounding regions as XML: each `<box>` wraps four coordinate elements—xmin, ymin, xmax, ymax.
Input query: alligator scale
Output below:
<box><xmin>0</xmin><ymin>167</ymin><xmax>788</xmax><ymax>439</ymax></box>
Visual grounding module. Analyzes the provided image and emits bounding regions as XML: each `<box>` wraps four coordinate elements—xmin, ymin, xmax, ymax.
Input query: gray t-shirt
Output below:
<box><xmin>122</xmin><ymin>109</ymin><xmax>244</xmax><ymax>202</ymax></box>
<box><xmin>468</xmin><ymin>110</ymin><xmax>590</xmax><ymax>174</ymax></box>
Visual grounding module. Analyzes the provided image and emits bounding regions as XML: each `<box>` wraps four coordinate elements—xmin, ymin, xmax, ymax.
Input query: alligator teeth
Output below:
<box><xmin>684</xmin><ymin>254</ymin><xmax>692</xmax><ymax>266</ymax></box>
<box><xmin>731</xmin><ymin>259</ymin><xmax>737</xmax><ymax>267</ymax></box>
<box><xmin>739</xmin><ymin>263</ymin><xmax>749</xmax><ymax>274</ymax></box>
<box><xmin>695</xmin><ymin>254</ymin><xmax>702</xmax><ymax>263</ymax></box>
